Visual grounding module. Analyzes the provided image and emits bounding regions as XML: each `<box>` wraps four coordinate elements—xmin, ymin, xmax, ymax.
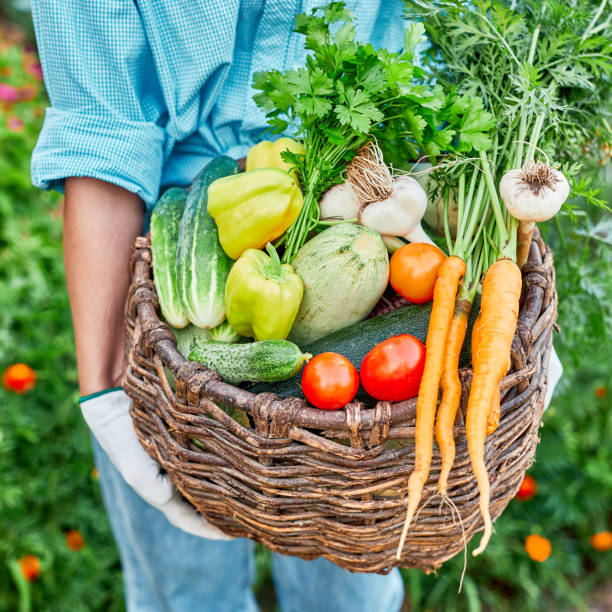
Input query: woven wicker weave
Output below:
<box><xmin>123</xmin><ymin>231</ymin><xmax>557</xmax><ymax>574</ymax></box>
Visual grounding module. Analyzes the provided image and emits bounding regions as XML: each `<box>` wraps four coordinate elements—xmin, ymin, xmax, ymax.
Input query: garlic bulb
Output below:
<box><xmin>500</xmin><ymin>161</ymin><xmax>569</xmax><ymax>222</ymax></box>
<box><xmin>359</xmin><ymin>176</ymin><xmax>434</xmax><ymax>245</ymax></box>
<box><xmin>319</xmin><ymin>182</ymin><xmax>363</xmax><ymax>221</ymax></box>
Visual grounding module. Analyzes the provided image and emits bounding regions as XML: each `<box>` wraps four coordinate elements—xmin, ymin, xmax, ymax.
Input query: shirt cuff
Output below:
<box><xmin>31</xmin><ymin>108</ymin><xmax>166</xmax><ymax>209</ymax></box>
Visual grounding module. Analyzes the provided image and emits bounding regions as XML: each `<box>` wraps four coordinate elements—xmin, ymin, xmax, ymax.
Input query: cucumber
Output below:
<box><xmin>253</xmin><ymin>296</ymin><xmax>480</xmax><ymax>399</ymax></box>
<box><xmin>177</xmin><ymin>157</ymin><xmax>240</xmax><ymax>328</ymax></box>
<box><xmin>151</xmin><ymin>188</ymin><xmax>189</xmax><ymax>328</ymax></box>
<box><xmin>289</xmin><ymin>223</ymin><xmax>389</xmax><ymax>345</ymax></box>
<box><xmin>189</xmin><ymin>340</ymin><xmax>312</xmax><ymax>384</ymax></box>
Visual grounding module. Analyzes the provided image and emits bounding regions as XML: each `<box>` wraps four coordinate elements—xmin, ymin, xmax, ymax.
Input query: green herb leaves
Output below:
<box><xmin>253</xmin><ymin>2</ymin><xmax>450</xmax><ymax>261</ymax></box>
<box><xmin>335</xmin><ymin>86</ymin><xmax>384</xmax><ymax>134</ymax></box>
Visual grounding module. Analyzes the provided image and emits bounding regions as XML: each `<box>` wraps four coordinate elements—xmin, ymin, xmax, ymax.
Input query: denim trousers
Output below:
<box><xmin>92</xmin><ymin>437</ymin><xmax>405</xmax><ymax>612</ymax></box>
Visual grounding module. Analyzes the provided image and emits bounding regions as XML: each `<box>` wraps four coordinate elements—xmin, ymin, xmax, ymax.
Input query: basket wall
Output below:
<box><xmin>124</xmin><ymin>232</ymin><xmax>557</xmax><ymax>574</ymax></box>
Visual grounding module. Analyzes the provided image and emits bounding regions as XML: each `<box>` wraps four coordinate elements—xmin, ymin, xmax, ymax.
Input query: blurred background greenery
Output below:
<box><xmin>0</xmin><ymin>10</ymin><xmax>611</xmax><ymax>612</ymax></box>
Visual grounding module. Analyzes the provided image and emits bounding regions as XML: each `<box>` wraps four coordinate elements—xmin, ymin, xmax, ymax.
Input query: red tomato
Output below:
<box><xmin>389</xmin><ymin>243</ymin><xmax>445</xmax><ymax>304</ymax></box>
<box><xmin>302</xmin><ymin>352</ymin><xmax>359</xmax><ymax>410</ymax></box>
<box><xmin>515</xmin><ymin>474</ymin><xmax>538</xmax><ymax>501</ymax></box>
<box><xmin>360</xmin><ymin>335</ymin><xmax>425</xmax><ymax>402</ymax></box>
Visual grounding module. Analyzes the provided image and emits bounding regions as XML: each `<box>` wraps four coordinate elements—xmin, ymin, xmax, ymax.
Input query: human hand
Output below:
<box><xmin>80</xmin><ymin>388</ymin><xmax>233</xmax><ymax>540</ymax></box>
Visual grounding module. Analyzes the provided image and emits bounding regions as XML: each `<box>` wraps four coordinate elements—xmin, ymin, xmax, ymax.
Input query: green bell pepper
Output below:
<box><xmin>225</xmin><ymin>244</ymin><xmax>303</xmax><ymax>341</ymax></box>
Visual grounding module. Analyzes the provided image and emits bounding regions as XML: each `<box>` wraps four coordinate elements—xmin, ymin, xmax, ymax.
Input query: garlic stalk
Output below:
<box><xmin>359</xmin><ymin>176</ymin><xmax>435</xmax><ymax>246</ymax></box>
<box><xmin>500</xmin><ymin>161</ymin><xmax>569</xmax><ymax>266</ymax></box>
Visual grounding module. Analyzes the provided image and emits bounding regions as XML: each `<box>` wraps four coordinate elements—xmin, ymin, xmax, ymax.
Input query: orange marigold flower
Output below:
<box><xmin>515</xmin><ymin>474</ymin><xmax>538</xmax><ymax>501</ymax></box>
<box><xmin>595</xmin><ymin>386</ymin><xmax>607</xmax><ymax>398</ymax></box>
<box><xmin>19</xmin><ymin>555</ymin><xmax>41</xmax><ymax>582</ymax></box>
<box><xmin>65</xmin><ymin>529</ymin><xmax>85</xmax><ymax>551</ymax></box>
<box><xmin>590</xmin><ymin>531</ymin><xmax>612</xmax><ymax>552</ymax></box>
<box><xmin>525</xmin><ymin>534</ymin><xmax>551</xmax><ymax>562</ymax></box>
<box><xmin>2</xmin><ymin>363</ymin><xmax>37</xmax><ymax>393</ymax></box>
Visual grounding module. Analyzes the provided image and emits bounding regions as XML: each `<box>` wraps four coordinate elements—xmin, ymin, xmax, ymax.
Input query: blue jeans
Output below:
<box><xmin>92</xmin><ymin>437</ymin><xmax>405</xmax><ymax>612</ymax></box>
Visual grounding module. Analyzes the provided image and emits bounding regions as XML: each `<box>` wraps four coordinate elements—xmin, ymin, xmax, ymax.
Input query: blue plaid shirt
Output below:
<box><xmin>31</xmin><ymin>1</ymin><xmax>404</xmax><ymax>210</ymax></box>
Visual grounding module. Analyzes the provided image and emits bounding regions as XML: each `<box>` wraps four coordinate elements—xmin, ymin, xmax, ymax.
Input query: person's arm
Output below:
<box><xmin>63</xmin><ymin>178</ymin><xmax>144</xmax><ymax>396</ymax></box>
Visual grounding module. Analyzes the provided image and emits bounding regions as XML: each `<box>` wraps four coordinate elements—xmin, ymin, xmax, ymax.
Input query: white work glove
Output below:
<box><xmin>80</xmin><ymin>388</ymin><xmax>232</xmax><ymax>540</ymax></box>
<box><xmin>543</xmin><ymin>345</ymin><xmax>563</xmax><ymax>411</ymax></box>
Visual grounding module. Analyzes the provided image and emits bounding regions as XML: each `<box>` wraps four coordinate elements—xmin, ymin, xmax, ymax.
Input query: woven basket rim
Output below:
<box><xmin>126</xmin><ymin>230</ymin><xmax>554</xmax><ymax>434</ymax></box>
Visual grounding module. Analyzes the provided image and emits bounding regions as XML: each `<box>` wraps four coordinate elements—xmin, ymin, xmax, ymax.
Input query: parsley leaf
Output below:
<box><xmin>335</xmin><ymin>88</ymin><xmax>384</xmax><ymax>134</ymax></box>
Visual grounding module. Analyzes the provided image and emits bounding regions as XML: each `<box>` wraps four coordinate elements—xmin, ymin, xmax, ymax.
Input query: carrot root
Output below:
<box><xmin>436</xmin><ymin>298</ymin><xmax>471</xmax><ymax>496</ymax></box>
<box><xmin>467</xmin><ymin>259</ymin><xmax>522</xmax><ymax>557</ymax></box>
<box><xmin>396</xmin><ymin>255</ymin><xmax>466</xmax><ymax>560</ymax></box>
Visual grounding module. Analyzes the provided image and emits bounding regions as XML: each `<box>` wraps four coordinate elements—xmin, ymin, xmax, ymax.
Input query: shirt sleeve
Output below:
<box><xmin>30</xmin><ymin>1</ymin><xmax>167</xmax><ymax>208</ymax></box>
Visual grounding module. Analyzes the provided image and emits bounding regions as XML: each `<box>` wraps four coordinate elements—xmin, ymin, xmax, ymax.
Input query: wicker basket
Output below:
<box><xmin>123</xmin><ymin>231</ymin><xmax>557</xmax><ymax>574</ymax></box>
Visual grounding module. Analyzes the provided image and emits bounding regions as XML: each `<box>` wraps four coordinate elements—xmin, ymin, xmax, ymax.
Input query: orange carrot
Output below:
<box><xmin>396</xmin><ymin>255</ymin><xmax>466</xmax><ymax>558</ymax></box>
<box><xmin>486</xmin><ymin>390</ymin><xmax>501</xmax><ymax>435</ymax></box>
<box><xmin>467</xmin><ymin>258</ymin><xmax>522</xmax><ymax>556</ymax></box>
<box><xmin>472</xmin><ymin>315</ymin><xmax>501</xmax><ymax>435</ymax></box>
<box><xmin>436</xmin><ymin>298</ymin><xmax>471</xmax><ymax>496</ymax></box>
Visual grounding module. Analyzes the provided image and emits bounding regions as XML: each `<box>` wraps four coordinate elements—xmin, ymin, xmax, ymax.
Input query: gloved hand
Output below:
<box><xmin>544</xmin><ymin>345</ymin><xmax>563</xmax><ymax>411</ymax></box>
<box><xmin>80</xmin><ymin>388</ymin><xmax>232</xmax><ymax>540</ymax></box>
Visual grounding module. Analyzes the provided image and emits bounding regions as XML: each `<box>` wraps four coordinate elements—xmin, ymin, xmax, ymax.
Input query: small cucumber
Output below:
<box><xmin>151</xmin><ymin>188</ymin><xmax>189</xmax><ymax>328</ymax></box>
<box><xmin>189</xmin><ymin>340</ymin><xmax>311</xmax><ymax>384</ymax></box>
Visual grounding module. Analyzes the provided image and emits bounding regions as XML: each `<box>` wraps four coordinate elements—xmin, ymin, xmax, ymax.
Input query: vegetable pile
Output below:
<box><xmin>148</xmin><ymin>0</ymin><xmax>609</xmax><ymax>567</ymax></box>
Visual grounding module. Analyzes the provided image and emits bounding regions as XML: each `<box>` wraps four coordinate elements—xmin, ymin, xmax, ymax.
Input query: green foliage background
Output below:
<box><xmin>0</xmin><ymin>28</ymin><xmax>610</xmax><ymax>612</ymax></box>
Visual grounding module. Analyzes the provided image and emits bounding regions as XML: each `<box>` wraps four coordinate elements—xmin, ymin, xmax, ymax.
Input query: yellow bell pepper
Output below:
<box><xmin>225</xmin><ymin>243</ymin><xmax>303</xmax><ymax>341</ymax></box>
<box><xmin>207</xmin><ymin>168</ymin><xmax>303</xmax><ymax>260</ymax></box>
<box><xmin>245</xmin><ymin>138</ymin><xmax>305</xmax><ymax>179</ymax></box>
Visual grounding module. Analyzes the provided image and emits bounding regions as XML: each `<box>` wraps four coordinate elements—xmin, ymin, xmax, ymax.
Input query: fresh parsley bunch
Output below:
<box><xmin>253</xmin><ymin>2</ymin><xmax>447</xmax><ymax>262</ymax></box>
